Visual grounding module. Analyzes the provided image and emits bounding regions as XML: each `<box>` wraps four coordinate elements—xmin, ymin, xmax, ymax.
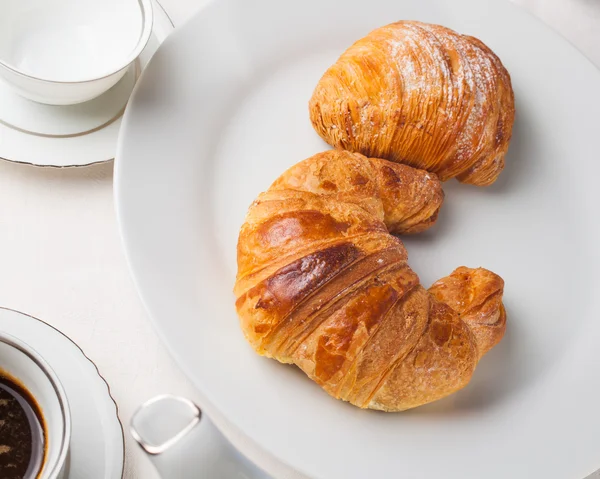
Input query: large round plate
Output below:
<box><xmin>115</xmin><ymin>1</ymin><xmax>600</xmax><ymax>478</ymax></box>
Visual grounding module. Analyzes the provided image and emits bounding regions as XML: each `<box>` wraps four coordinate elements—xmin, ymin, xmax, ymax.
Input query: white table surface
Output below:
<box><xmin>0</xmin><ymin>0</ymin><xmax>597</xmax><ymax>478</ymax></box>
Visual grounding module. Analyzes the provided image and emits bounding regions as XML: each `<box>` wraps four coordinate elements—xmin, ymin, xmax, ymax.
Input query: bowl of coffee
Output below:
<box><xmin>0</xmin><ymin>332</ymin><xmax>70</xmax><ymax>479</ymax></box>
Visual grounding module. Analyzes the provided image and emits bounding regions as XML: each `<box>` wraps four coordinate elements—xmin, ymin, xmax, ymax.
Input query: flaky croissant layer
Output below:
<box><xmin>309</xmin><ymin>21</ymin><xmax>515</xmax><ymax>186</ymax></box>
<box><xmin>235</xmin><ymin>150</ymin><xmax>506</xmax><ymax>411</ymax></box>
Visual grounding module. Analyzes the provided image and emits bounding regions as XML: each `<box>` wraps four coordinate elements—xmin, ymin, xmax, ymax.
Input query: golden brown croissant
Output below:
<box><xmin>309</xmin><ymin>21</ymin><xmax>515</xmax><ymax>186</ymax></box>
<box><xmin>235</xmin><ymin>150</ymin><xmax>506</xmax><ymax>411</ymax></box>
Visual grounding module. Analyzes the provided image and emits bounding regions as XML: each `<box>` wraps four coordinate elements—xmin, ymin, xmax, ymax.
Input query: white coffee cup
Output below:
<box><xmin>0</xmin><ymin>332</ymin><xmax>71</xmax><ymax>479</ymax></box>
<box><xmin>0</xmin><ymin>0</ymin><xmax>154</xmax><ymax>105</ymax></box>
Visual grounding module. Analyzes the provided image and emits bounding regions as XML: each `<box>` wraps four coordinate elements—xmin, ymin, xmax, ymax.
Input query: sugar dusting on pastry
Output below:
<box><xmin>309</xmin><ymin>20</ymin><xmax>514</xmax><ymax>185</ymax></box>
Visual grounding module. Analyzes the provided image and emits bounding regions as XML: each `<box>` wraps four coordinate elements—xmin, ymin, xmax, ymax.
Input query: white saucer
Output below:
<box><xmin>0</xmin><ymin>0</ymin><xmax>174</xmax><ymax>168</ymax></box>
<box><xmin>0</xmin><ymin>307</ymin><xmax>124</xmax><ymax>478</ymax></box>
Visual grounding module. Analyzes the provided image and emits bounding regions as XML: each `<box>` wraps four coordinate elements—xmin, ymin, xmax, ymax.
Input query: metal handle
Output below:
<box><xmin>130</xmin><ymin>395</ymin><xmax>270</xmax><ymax>479</ymax></box>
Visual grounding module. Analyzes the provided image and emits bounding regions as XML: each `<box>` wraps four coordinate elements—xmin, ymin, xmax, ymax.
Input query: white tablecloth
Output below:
<box><xmin>0</xmin><ymin>0</ymin><xmax>597</xmax><ymax>478</ymax></box>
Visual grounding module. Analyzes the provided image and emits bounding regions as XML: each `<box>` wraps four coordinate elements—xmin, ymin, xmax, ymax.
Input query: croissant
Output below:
<box><xmin>309</xmin><ymin>21</ymin><xmax>515</xmax><ymax>186</ymax></box>
<box><xmin>235</xmin><ymin>150</ymin><xmax>506</xmax><ymax>411</ymax></box>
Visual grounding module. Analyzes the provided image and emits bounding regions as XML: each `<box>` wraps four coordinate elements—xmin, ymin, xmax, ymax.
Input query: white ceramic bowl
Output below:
<box><xmin>0</xmin><ymin>0</ymin><xmax>154</xmax><ymax>105</ymax></box>
<box><xmin>0</xmin><ymin>332</ymin><xmax>71</xmax><ymax>479</ymax></box>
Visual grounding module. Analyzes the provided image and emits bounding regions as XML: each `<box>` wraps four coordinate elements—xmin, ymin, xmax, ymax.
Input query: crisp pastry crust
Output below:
<box><xmin>309</xmin><ymin>21</ymin><xmax>515</xmax><ymax>186</ymax></box>
<box><xmin>235</xmin><ymin>150</ymin><xmax>506</xmax><ymax>411</ymax></box>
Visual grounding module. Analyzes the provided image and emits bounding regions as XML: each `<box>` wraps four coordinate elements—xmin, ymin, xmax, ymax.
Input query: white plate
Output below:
<box><xmin>114</xmin><ymin>0</ymin><xmax>600</xmax><ymax>478</ymax></box>
<box><xmin>0</xmin><ymin>0</ymin><xmax>173</xmax><ymax>168</ymax></box>
<box><xmin>0</xmin><ymin>307</ymin><xmax>124</xmax><ymax>478</ymax></box>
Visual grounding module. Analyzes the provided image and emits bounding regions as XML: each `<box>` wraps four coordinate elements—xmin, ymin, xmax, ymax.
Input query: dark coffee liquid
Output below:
<box><xmin>0</xmin><ymin>372</ymin><xmax>46</xmax><ymax>479</ymax></box>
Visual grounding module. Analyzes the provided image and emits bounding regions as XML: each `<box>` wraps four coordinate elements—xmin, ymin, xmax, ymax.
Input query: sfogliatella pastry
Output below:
<box><xmin>234</xmin><ymin>150</ymin><xmax>506</xmax><ymax>411</ymax></box>
<box><xmin>309</xmin><ymin>21</ymin><xmax>515</xmax><ymax>186</ymax></box>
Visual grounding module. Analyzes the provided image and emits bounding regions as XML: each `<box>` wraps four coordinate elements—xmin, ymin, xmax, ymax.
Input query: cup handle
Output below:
<box><xmin>130</xmin><ymin>395</ymin><xmax>271</xmax><ymax>479</ymax></box>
